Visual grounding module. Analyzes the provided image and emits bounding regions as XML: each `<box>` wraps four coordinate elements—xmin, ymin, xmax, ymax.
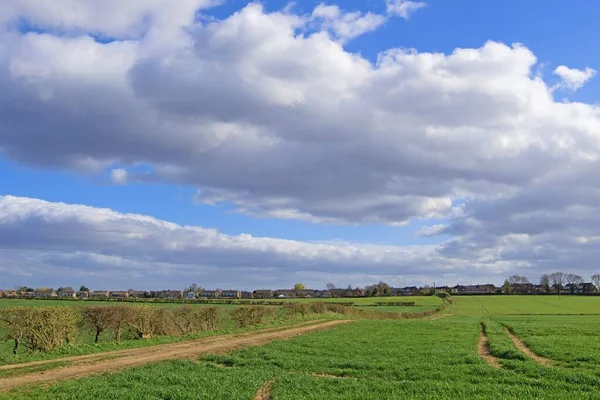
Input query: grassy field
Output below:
<box><xmin>2</xmin><ymin>295</ymin><xmax>600</xmax><ymax>399</ymax></box>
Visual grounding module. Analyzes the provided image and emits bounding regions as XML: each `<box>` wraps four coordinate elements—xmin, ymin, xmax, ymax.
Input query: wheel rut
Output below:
<box><xmin>504</xmin><ymin>327</ymin><xmax>553</xmax><ymax>366</ymax></box>
<box><xmin>478</xmin><ymin>323</ymin><xmax>501</xmax><ymax>368</ymax></box>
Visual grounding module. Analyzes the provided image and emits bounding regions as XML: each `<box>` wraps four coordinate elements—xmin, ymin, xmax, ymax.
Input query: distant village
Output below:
<box><xmin>2</xmin><ymin>275</ymin><xmax>600</xmax><ymax>300</ymax></box>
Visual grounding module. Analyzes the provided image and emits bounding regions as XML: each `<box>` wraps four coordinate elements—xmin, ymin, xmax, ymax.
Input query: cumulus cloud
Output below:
<box><xmin>311</xmin><ymin>4</ymin><xmax>386</xmax><ymax>42</ymax></box>
<box><xmin>553</xmin><ymin>65</ymin><xmax>596</xmax><ymax>91</ymax></box>
<box><xmin>110</xmin><ymin>168</ymin><xmax>128</xmax><ymax>184</ymax></box>
<box><xmin>0</xmin><ymin>1</ymin><xmax>600</xmax><ymax>286</ymax></box>
<box><xmin>385</xmin><ymin>0</ymin><xmax>426</xmax><ymax>19</ymax></box>
<box><xmin>3</xmin><ymin>195</ymin><xmax>597</xmax><ymax>290</ymax></box>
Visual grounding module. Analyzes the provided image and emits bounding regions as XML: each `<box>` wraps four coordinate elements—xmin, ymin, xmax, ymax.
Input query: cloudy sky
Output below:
<box><xmin>1</xmin><ymin>0</ymin><xmax>599</xmax><ymax>290</ymax></box>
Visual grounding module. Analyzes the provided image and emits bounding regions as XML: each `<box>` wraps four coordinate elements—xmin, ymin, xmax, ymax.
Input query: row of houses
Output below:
<box><xmin>3</xmin><ymin>283</ymin><xmax>598</xmax><ymax>299</ymax></box>
<box><xmin>448</xmin><ymin>282</ymin><xmax>598</xmax><ymax>295</ymax></box>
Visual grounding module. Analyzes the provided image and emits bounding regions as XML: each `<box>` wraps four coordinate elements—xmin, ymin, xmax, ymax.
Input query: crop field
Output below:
<box><xmin>1</xmin><ymin>295</ymin><xmax>599</xmax><ymax>399</ymax></box>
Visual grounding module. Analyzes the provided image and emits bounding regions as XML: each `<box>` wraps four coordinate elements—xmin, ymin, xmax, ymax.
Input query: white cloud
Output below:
<box><xmin>1</xmin><ymin>2</ymin><xmax>600</xmax><ymax>287</ymax></box>
<box><xmin>110</xmin><ymin>168</ymin><xmax>128</xmax><ymax>184</ymax></box>
<box><xmin>385</xmin><ymin>0</ymin><xmax>426</xmax><ymax>19</ymax></box>
<box><xmin>553</xmin><ymin>65</ymin><xmax>596</xmax><ymax>91</ymax></box>
<box><xmin>311</xmin><ymin>3</ymin><xmax>386</xmax><ymax>42</ymax></box>
<box><xmin>2</xmin><ymin>195</ymin><xmax>596</xmax><ymax>289</ymax></box>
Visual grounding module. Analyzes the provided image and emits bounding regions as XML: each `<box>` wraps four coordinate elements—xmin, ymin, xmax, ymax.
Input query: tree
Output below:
<box><xmin>565</xmin><ymin>274</ymin><xmax>583</xmax><ymax>293</ymax></box>
<box><xmin>326</xmin><ymin>283</ymin><xmax>336</xmax><ymax>295</ymax></box>
<box><xmin>293</xmin><ymin>283</ymin><xmax>305</xmax><ymax>291</ymax></box>
<box><xmin>592</xmin><ymin>274</ymin><xmax>600</xmax><ymax>292</ymax></box>
<box><xmin>377</xmin><ymin>281</ymin><xmax>390</xmax><ymax>296</ymax></box>
<box><xmin>502</xmin><ymin>279</ymin><xmax>511</xmax><ymax>293</ymax></box>
<box><xmin>539</xmin><ymin>274</ymin><xmax>550</xmax><ymax>293</ymax></box>
<box><xmin>79</xmin><ymin>286</ymin><xmax>89</xmax><ymax>293</ymax></box>
<box><xmin>509</xmin><ymin>275</ymin><xmax>529</xmax><ymax>285</ymax></box>
<box><xmin>549</xmin><ymin>272</ymin><xmax>566</xmax><ymax>295</ymax></box>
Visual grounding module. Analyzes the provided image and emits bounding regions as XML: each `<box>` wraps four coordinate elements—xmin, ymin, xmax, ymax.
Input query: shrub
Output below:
<box><xmin>284</xmin><ymin>303</ymin><xmax>310</xmax><ymax>317</ymax></box>
<box><xmin>127</xmin><ymin>305</ymin><xmax>164</xmax><ymax>339</ymax></box>
<box><xmin>231</xmin><ymin>306</ymin><xmax>270</xmax><ymax>328</ymax></box>
<box><xmin>0</xmin><ymin>307</ymin><xmax>79</xmax><ymax>352</ymax></box>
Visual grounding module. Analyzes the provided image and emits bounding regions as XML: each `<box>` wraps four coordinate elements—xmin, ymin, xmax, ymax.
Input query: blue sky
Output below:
<box><xmin>1</xmin><ymin>0</ymin><xmax>599</xmax><ymax>289</ymax></box>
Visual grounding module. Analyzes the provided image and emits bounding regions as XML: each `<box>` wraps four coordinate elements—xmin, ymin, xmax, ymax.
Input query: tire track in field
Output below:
<box><xmin>504</xmin><ymin>327</ymin><xmax>553</xmax><ymax>366</ymax></box>
<box><xmin>0</xmin><ymin>320</ymin><xmax>351</xmax><ymax>393</ymax></box>
<box><xmin>254</xmin><ymin>379</ymin><xmax>274</xmax><ymax>400</ymax></box>
<box><xmin>478</xmin><ymin>323</ymin><xmax>501</xmax><ymax>368</ymax></box>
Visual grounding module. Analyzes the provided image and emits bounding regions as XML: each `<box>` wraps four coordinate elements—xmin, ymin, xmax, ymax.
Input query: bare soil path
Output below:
<box><xmin>253</xmin><ymin>379</ymin><xmax>274</xmax><ymax>400</ymax></box>
<box><xmin>0</xmin><ymin>320</ymin><xmax>351</xmax><ymax>393</ymax></box>
<box><xmin>504</xmin><ymin>327</ymin><xmax>553</xmax><ymax>366</ymax></box>
<box><xmin>478</xmin><ymin>323</ymin><xmax>501</xmax><ymax>368</ymax></box>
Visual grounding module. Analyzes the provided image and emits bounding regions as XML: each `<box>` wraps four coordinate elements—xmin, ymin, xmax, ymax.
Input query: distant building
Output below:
<box><xmin>109</xmin><ymin>291</ymin><xmax>129</xmax><ymax>298</ymax></box>
<box><xmin>90</xmin><ymin>290</ymin><xmax>109</xmax><ymax>298</ymax></box>
<box><xmin>34</xmin><ymin>288</ymin><xmax>56</xmax><ymax>298</ymax></box>
<box><xmin>183</xmin><ymin>291</ymin><xmax>197</xmax><ymax>299</ymax></box>
<box><xmin>574</xmin><ymin>283</ymin><xmax>596</xmax><ymax>294</ymax></box>
<box><xmin>274</xmin><ymin>289</ymin><xmax>296</xmax><ymax>298</ymax></box>
<box><xmin>128</xmin><ymin>290</ymin><xmax>147</xmax><ymax>298</ymax></box>
<box><xmin>199</xmin><ymin>290</ymin><xmax>220</xmax><ymax>298</ymax></box>
<box><xmin>56</xmin><ymin>289</ymin><xmax>76</xmax><ymax>298</ymax></box>
<box><xmin>253</xmin><ymin>290</ymin><xmax>273</xmax><ymax>299</ymax></box>
<box><xmin>220</xmin><ymin>290</ymin><xmax>241</xmax><ymax>299</ymax></box>
<box><xmin>296</xmin><ymin>289</ymin><xmax>316</xmax><ymax>298</ymax></box>
<box><xmin>76</xmin><ymin>291</ymin><xmax>89</xmax><ymax>299</ymax></box>
<box><xmin>241</xmin><ymin>291</ymin><xmax>253</xmax><ymax>299</ymax></box>
<box><xmin>160</xmin><ymin>290</ymin><xmax>183</xmax><ymax>299</ymax></box>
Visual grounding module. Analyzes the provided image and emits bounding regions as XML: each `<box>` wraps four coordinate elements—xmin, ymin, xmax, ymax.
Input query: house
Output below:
<box><xmin>349</xmin><ymin>288</ymin><xmax>365</xmax><ymax>297</ymax></box>
<box><xmin>241</xmin><ymin>291</ymin><xmax>253</xmax><ymax>299</ymax></box>
<box><xmin>274</xmin><ymin>289</ymin><xmax>296</xmax><ymax>298</ymax></box>
<box><xmin>296</xmin><ymin>289</ymin><xmax>316</xmax><ymax>298</ymax></box>
<box><xmin>329</xmin><ymin>289</ymin><xmax>347</xmax><ymax>298</ymax></box>
<box><xmin>34</xmin><ymin>288</ymin><xmax>56</xmax><ymax>298</ymax></box>
<box><xmin>253</xmin><ymin>290</ymin><xmax>273</xmax><ymax>299</ymax></box>
<box><xmin>199</xmin><ymin>290</ymin><xmax>220</xmax><ymax>298</ymax></box>
<box><xmin>392</xmin><ymin>286</ymin><xmax>419</xmax><ymax>296</ymax></box>
<box><xmin>574</xmin><ymin>283</ymin><xmax>597</xmax><ymax>294</ymax></box>
<box><xmin>56</xmin><ymin>289</ymin><xmax>76</xmax><ymax>298</ymax></box>
<box><xmin>220</xmin><ymin>290</ymin><xmax>241</xmax><ymax>299</ymax></box>
<box><xmin>3</xmin><ymin>290</ymin><xmax>17</xmax><ymax>298</ymax></box>
<box><xmin>128</xmin><ymin>290</ymin><xmax>147</xmax><ymax>298</ymax></box>
<box><xmin>76</xmin><ymin>291</ymin><xmax>89</xmax><ymax>299</ymax></box>
<box><xmin>109</xmin><ymin>291</ymin><xmax>129</xmax><ymax>298</ymax></box>
<box><xmin>315</xmin><ymin>290</ymin><xmax>331</xmax><ymax>298</ymax></box>
<box><xmin>90</xmin><ymin>290</ymin><xmax>109</xmax><ymax>298</ymax></box>
<box><xmin>22</xmin><ymin>291</ymin><xmax>35</xmax><ymax>297</ymax></box>
<box><xmin>161</xmin><ymin>290</ymin><xmax>183</xmax><ymax>299</ymax></box>
<box><xmin>183</xmin><ymin>291</ymin><xmax>197</xmax><ymax>300</ymax></box>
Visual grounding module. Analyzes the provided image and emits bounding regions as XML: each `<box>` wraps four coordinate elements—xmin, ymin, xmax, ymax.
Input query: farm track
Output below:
<box><xmin>478</xmin><ymin>323</ymin><xmax>501</xmax><ymax>368</ymax></box>
<box><xmin>0</xmin><ymin>319</ymin><xmax>327</xmax><ymax>372</ymax></box>
<box><xmin>504</xmin><ymin>328</ymin><xmax>553</xmax><ymax>366</ymax></box>
<box><xmin>0</xmin><ymin>319</ymin><xmax>351</xmax><ymax>392</ymax></box>
<box><xmin>254</xmin><ymin>379</ymin><xmax>274</xmax><ymax>400</ymax></box>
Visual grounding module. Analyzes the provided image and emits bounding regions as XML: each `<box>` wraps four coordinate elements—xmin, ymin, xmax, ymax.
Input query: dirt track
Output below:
<box><xmin>504</xmin><ymin>327</ymin><xmax>553</xmax><ymax>366</ymax></box>
<box><xmin>478</xmin><ymin>323</ymin><xmax>500</xmax><ymax>368</ymax></box>
<box><xmin>0</xmin><ymin>319</ymin><xmax>350</xmax><ymax>392</ymax></box>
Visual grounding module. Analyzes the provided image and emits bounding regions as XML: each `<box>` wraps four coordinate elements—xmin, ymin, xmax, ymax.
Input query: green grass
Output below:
<box><xmin>453</xmin><ymin>295</ymin><xmax>600</xmax><ymax>315</ymax></box>
<box><xmin>8</xmin><ymin>317</ymin><xmax>600</xmax><ymax>399</ymax></box>
<box><xmin>5</xmin><ymin>295</ymin><xmax>600</xmax><ymax>399</ymax></box>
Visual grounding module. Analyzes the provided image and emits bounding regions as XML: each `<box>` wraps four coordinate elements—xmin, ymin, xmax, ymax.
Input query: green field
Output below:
<box><xmin>2</xmin><ymin>295</ymin><xmax>600</xmax><ymax>399</ymax></box>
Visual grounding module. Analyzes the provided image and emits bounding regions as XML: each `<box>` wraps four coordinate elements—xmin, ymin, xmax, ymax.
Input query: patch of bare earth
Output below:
<box><xmin>504</xmin><ymin>327</ymin><xmax>553</xmax><ymax>366</ymax></box>
<box><xmin>478</xmin><ymin>323</ymin><xmax>501</xmax><ymax>368</ymax></box>
<box><xmin>254</xmin><ymin>379</ymin><xmax>274</xmax><ymax>400</ymax></box>
<box><xmin>0</xmin><ymin>320</ymin><xmax>351</xmax><ymax>393</ymax></box>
